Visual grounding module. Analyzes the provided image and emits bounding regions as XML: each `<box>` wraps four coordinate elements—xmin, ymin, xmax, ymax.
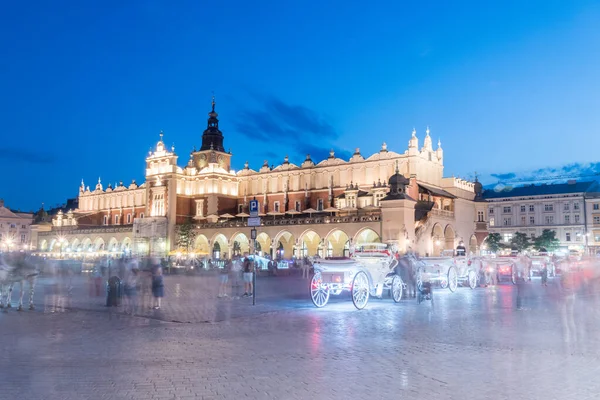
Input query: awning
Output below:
<box><xmin>418</xmin><ymin>183</ymin><xmax>457</xmax><ymax>199</ymax></box>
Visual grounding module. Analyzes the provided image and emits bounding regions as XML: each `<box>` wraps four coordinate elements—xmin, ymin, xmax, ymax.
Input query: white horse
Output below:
<box><xmin>0</xmin><ymin>253</ymin><xmax>39</xmax><ymax>311</ymax></box>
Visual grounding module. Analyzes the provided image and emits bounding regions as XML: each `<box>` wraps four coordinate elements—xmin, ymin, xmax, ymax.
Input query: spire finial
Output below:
<box><xmin>412</xmin><ymin>128</ymin><xmax>416</xmax><ymax>137</ymax></box>
<box><xmin>159</xmin><ymin>130</ymin><xmax>164</xmax><ymax>141</ymax></box>
<box><xmin>395</xmin><ymin>160</ymin><xmax>400</xmax><ymax>174</ymax></box>
<box><xmin>98</xmin><ymin>177</ymin><xmax>101</xmax><ymax>184</ymax></box>
<box><xmin>425</xmin><ymin>126</ymin><xmax>430</xmax><ymax>136</ymax></box>
<box><xmin>437</xmin><ymin>138</ymin><xmax>442</xmax><ymax>148</ymax></box>
<box><xmin>211</xmin><ymin>92</ymin><xmax>216</xmax><ymax>112</ymax></box>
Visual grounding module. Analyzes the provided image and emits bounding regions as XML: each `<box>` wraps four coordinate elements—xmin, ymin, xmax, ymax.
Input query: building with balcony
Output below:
<box><xmin>480</xmin><ymin>181</ymin><xmax>600</xmax><ymax>253</ymax></box>
<box><xmin>33</xmin><ymin>98</ymin><xmax>482</xmax><ymax>259</ymax></box>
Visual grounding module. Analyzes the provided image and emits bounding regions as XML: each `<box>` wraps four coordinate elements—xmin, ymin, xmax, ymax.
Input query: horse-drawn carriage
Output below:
<box><xmin>310</xmin><ymin>243</ymin><xmax>402</xmax><ymax>309</ymax></box>
<box><xmin>415</xmin><ymin>257</ymin><xmax>459</xmax><ymax>292</ymax></box>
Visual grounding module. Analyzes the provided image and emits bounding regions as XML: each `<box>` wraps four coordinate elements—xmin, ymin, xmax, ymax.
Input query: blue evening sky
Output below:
<box><xmin>1</xmin><ymin>1</ymin><xmax>599</xmax><ymax>211</ymax></box>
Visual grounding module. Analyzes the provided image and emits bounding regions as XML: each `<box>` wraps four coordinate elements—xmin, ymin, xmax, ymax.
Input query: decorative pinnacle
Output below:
<box><xmin>211</xmin><ymin>92</ymin><xmax>216</xmax><ymax>112</ymax></box>
<box><xmin>412</xmin><ymin>128</ymin><xmax>416</xmax><ymax>137</ymax></box>
<box><xmin>395</xmin><ymin>160</ymin><xmax>400</xmax><ymax>174</ymax></box>
<box><xmin>159</xmin><ymin>131</ymin><xmax>164</xmax><ymax>141</ymax></box>
<box><xmin>438</xmin><ymin>138</ymin><xmax>442</xmax><ymax>148</ymax></box>
<box><xmin>425</xmin><ymin>126</ymin><xmax>430</xmax><ymax>136</ymax></box>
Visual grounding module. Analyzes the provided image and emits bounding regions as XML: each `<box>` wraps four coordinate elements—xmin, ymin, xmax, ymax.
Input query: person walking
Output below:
<box><xmin>123</xmin><ymin>268</ymin><xmax>139</xmax><ymax>314</ymax></box>
<box><xmin>242</xmin><ymin>257</ymin><xmax>254</xmax><ymax>297</ymax></box>
<box><xmin>152</xmin><ymin>267</ymin><xmax>164</xmax><ymax>309</ymax></box>
<box><xmin>301</xmin><ymin>258</ymin><xmax>310</xmax><ymax>279</ymax></box>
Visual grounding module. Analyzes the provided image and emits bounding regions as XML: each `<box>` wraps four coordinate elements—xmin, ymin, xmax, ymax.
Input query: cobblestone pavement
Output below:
<box><xmin>1</xmin><ymin>274</ymin><xmax>600</xmax><ymax>400</ymax></box>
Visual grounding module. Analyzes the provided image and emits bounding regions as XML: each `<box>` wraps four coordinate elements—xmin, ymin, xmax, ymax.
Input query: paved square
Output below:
<box><xmin>1</xmin><ymin>273</ymin><xmax>599</xmax><ymax>399</ymax></box>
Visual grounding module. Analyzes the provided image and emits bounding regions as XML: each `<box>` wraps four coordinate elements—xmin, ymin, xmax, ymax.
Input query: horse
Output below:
<box><xmin>0</xmin><ymin>252</ymin><xmax>39</xmax><ymax>311</ymax></box>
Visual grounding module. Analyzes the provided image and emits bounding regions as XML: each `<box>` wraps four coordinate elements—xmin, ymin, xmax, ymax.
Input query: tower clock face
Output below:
<box><xmin>200</xmin><ymin>154</ymin><xmax>207</xmax><ymax>161</ymax></box>
<box><xmin>218</xmin><ymin>155</ymin><xmax>226</xmax><ymax>168</ymax></box>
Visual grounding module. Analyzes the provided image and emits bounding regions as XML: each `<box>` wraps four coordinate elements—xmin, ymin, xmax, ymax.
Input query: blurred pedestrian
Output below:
<box><xmin>152</xmin><ymin>267</ymin><xmax>164</xmax><ymax>309</ymax></box>
<box><xmin>242</xmin><ymin>257</ymin><xmax>254</xmax><ymax>297</ymax></box>
<box><xmin>218</xmin><ymin>260</ymin><xmax>231</xmax><ymax>298</ymax></box>
<box><xmin>541</xmin><ymin>265</ymin><xmax>549</xmax><ymax>286</ymax></box>
<box><xmin>124</xmin><ymin>268</ymin><xmax>139</xmax><ymax>314</ymax></box>
<box><xmin>301</xmin><ymin>258</ymin><xmax>310</xmax><ymax>279</ymax></box>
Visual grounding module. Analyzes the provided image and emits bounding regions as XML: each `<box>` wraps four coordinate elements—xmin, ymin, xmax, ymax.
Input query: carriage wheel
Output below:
<box><xmin>391</xmin><ymin>275</ymin><xmax>403</xmax><ymax>303</ymax></box>
<box><xmin>416</xmin><ymin>267</ymin><xmax>424</xmax><ymax>292</ymax></box>
<box><xmin>310</xmin><ymin>273</ymin><xmax>330</xmax><ymax>308</ymax></box>
<box><xmin>468</xmin><ymin>270</ymin><xmax>477</xmax><ymax>290</ymax></box>
<box><xmin>447</xmin><ymin>266</ymin><xmax>458</xmax><ymax>292</ymax></box>
<box><xmin>351</xmin><ymin>271</ymin><xmax>369</xmax><ymax>310</ymax></box>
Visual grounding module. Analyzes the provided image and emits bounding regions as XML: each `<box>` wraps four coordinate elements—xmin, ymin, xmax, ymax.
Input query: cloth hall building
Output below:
<box><xmin>34</xmin><ymin>100</ymin><xmax>483</xmax><ymax>260</ymax></box>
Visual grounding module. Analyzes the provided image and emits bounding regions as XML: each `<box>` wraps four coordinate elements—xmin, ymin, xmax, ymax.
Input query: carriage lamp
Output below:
<box><xmin>435</xmin><ymin>240</ymin><xmax>441</xmax><ymax>246</ymax></box>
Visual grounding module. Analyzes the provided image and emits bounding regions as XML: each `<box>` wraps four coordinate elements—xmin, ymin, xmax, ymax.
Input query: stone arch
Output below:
<box><xmin>211</xmin><ymin>233</ymin><xmax>228</xmax><ymax>259</ymax></box>
<box><xmin>40</xmin><ymin>239</ymin><xmax>48</xmax><ymax>251</ymax></box>
<box><xmin>255</xmin><ymin>232</ymin><xmax>272</xmax><ymax>257</ymax></box>
<box><xmin>444</xmin><ymin>225</ymin><xmax>456</xmax><ymax>250</ymax></box>
<box><xmin>94</xmin><ymin>237</ymin><xmax>105</xmax><ymax>251</ymax></box>
<box><xmin>325</xmin><ymin>228</ymin><xmax>350</xmax><ymax>257</ymax></box>
<box><xmin>431</xmin><ymin>223</ymin><xmax>444</xmax><ymax>256</ymax></box>
<box><xmin>469</xmin><ymin>234</ymin><xmax>478</xmax><ymax>254</ymax></box>
<box><xmin>108</xmin><ymin>237</ymin><xmax>119</xmax><ymax>253</ymax></box>
<box><xmin>122</xmin><ymin>237</ymin><xmax>132</xmax><ymax>254</ymax></box>
<box><xmin>273</xmin><ymin>230</ymin><xmax>295</xmax><ymax>260</ymax></box>
<box><xmin>353</xmin><ymin>227</ymin><xmax>381</xmax><ymax>245</ymax></box>
<box><xmin>82</xmin><ymin>238</ymin><xmax>92</xmax><ymax>252</ymax></box>
<box><xmin>230</xmin><ymin>232</ymin><xmax>250</xmax><ymax>257</ymax></box>
<box><xmin>298</xmin><ymin>229</ymin><xmax>322</xmax><ymax>258</ymax></box>
<box><xmin>194</xmin><ymin>234</ymin><xmax>210</xmax><ymax>255</ymax></box>
<box><xmin>70</xmin><ymin>238</ymin><xmax>80</xmax><ymax>252</ymax></box>
<box><xmin>48</xmin><ymin>239</ymin><xmax>57</xmax><ymax>252</ymax></box>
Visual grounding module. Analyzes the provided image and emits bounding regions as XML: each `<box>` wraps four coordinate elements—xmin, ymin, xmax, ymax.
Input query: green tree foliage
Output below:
<box><xmin>532</xmin><ymin>229</ymin><xmax>560</xmax><ymax>252</ymax></box>
<box><xmin>176</xmin><ymin>218</ymin><xmax>197</xmax><ymax>252</ymax></box>
<box><xmin>485</xmin><ymin>233</ymin><xmax>505</xmax><ymax>253</ymax></box>
<box><xmin>510</xmin><ymin>232</ymin><xmax>531</xmax><ymax>253</ymax></box>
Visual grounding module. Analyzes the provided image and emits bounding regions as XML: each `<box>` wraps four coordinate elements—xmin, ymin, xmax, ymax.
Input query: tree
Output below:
<box><xmin>176</xmin><ymin>218</ymin><xmax>197</xmax><ymax>253</ymax></box>
<box><xmin>532</xmin><ymin>229</ymin><xmax>560</xmax><ymax>252</ymax></box>
<box><xmin>485</xmin><ymin>233</ymin><xmax>505</xmax><ymax>253</ymax></box>
<box><xmin>510</xmin><ymin>232</ymin><xmax>531</xmax><ymax>253</ymax></box>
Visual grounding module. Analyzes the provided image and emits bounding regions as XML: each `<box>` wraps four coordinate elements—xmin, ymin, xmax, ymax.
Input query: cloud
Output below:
<box><xmin>491</xmin><ymin>172</ymin><xmax>517</xmax><ymax>180</ymax></box>
<box><xmin>233</xmin><ymin>95</ymin><xmax>346</xmax><ymax>163</ymax></box>
<box><xmin>0</xmin><ymin>147</ymin><xmax>56</xmax><ymax>165</ymax></box>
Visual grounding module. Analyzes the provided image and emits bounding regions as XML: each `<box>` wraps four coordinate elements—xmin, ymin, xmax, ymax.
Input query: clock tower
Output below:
<box><xmin>192</xmin><ymin>97</ymin><xmax>231</xmax><ymax>171</ymax></box>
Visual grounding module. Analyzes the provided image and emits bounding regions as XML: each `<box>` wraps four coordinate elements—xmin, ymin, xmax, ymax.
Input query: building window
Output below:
<box><xmin>520</xmin><ymin>205</ymin><xmax>526</xmax><ymax>213</ymax></box>
<box><xmin>140</xmin><ymin>213</ymin><xmax>144</xmax><ymax>219</ymax></box>
<box><xmin>530</xmin><ymin>216</ymin><xmax>535</xmax><ymax>225</ymax></box>
<box><xmin>521</xmin><ymin>216</ymin><xmax>526</xmax><ymax>225</ymax></box>
<box><xmin>545</xmin><ymin>215</ymin><xmax>554</xmax><ymax>224</ymax></box>
<box><xmin>127</xmin><ymin>214</ymin><xmax>131</xmax><ymax>224</ymax></box>
<box><xmin>565</xmin><ymin>215</ymin><xmax>570</xmax><ymax>224</ymax></box>
<box><xmin>503</xmin><ymin>218</ymin><xmax>512</xmax><ymax>226</ymax></box>
<box><xmin>114</xmin><ymin>215</ymin><xmax>119</xmax><ymax>224</ymax></box>
<box><xmin>317</xmin><ymin>199</ymin><xmax>324</xmax><ymax>211</ymax></box>
<box><xmin>21</xmin><ymin>234</ymin><xmax>26</xmax><ymax>243</ymax></box>
<box><xmin>564</xmin><ymin>203</ymin><xmax>570</xmax><ymax>211</ymax></box>
<box><xmin>103</xmin><ymin>216</ymin><xmax>108</xmax><ymax>225</ymax></box>
<box><xmin>503</xmin><ymin>206</ymin><xmax>512</xmax><ymax>213</ymax></box>
<box><xmin>594</xmin><ymin>216</ymin><xmax>600</xmax><ymax>224</ymax></box>
<box><xmin>593</xmin><ymin>204</ymin><xmax>599</xmax><ymax>210</ymax></box>
<box><xmin>503</xmin><ymin>233</ymin><xmax>513</xmax><ymax>242</ymax></box>
<box><xmin>575</xmin><ymin>214</ymin><xmax>580</xmax><ymax>223</ymax></box>
<box><xmin>274</xmin><ymin>201</ymin><xmax>280</xmax><ymax>213</ymax></box>
<box><xmin>152</xmin><ymin>193</ymin><xmax>165</xmax><ymax>217</ymax></box>
<box><xmin>544</xmin><ymin>204</ymin><xmax>553</xmax><ymax>212</ymax></box>
<box><xmin>477</xmin><ymin>211</ymin><xmax>484</xmax><ymax>222</ymax></box>
<box><xmin>238</xmin><ymin>204</ymin><xmax>243</xmax><ymax>214</ymax></box>
<box><xmin>574</xmin><ymin>202</ymin><xmax>580</xmax><ymax>210</ymax></box>
<box><xmin>529</xmin><ymin>205</ymin><xmax>535</xmax><ymax>212</ymax></box>
<box><xmin>21</xmin><ymin>224</ymin><xmax>26</xmax><ymax>229</ymax></box>
<box><xmin>566</xmin><ymin>233</ymin><xmax>571</xmax><ymax>242</ymax></box>
<box><xmin>575</xmin><ymin>233</ymin><xmax>582</xmax><ymax>242</ymax></box>
<box><xmin>295</xmin><ymin>201</ymin><xmax>301</xmax><ymax>212</ymax></box>
<box><xmin>489</xmin><ymin>207</ymin><xmax>494</xmax><ymax>215</ymax></box>
<box><xmin>530</xmin><ymin>233</ymin><xmax>536</xmax><ymax>239</ymax></box>
<box><xmin>489</xmin><ymin>217</ymin><xmax>495</xmax><ymax>227</ymax></box>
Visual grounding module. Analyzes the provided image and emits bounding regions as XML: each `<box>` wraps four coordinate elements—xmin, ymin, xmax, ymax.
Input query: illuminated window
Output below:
<box><xmin>489</xmin><ymin>217</ymin><xmax>495</xmax><ymax>227</ymax></box>
<box><xmin>503</xmin><ymin>233</ymin><xmax>513</xmax><ymax>242</ymax></box>
<box><xmin>152</xmin><ymin>193</ymin><xmax>165</xmax><ymax>216</ymax></box>
<box><xmin>566</xmin><ymin>233</ymin><xmax>571</xmax><ymax>242</ymax></box>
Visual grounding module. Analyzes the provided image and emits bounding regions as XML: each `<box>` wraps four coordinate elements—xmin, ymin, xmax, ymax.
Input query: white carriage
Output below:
<box><xmin>415</xmin><ymin>256</ymin><xmax>459</xmax><ymax>293</ymax></box>
<box><xmin>310</xmin><ymin>243</ymin><xmax>402</xmax><ymax>309</ymax></box>
<box><xmin>453</xmin><ymin>256</ymin><xmax>482</xmax><ymax>289</ymax></box>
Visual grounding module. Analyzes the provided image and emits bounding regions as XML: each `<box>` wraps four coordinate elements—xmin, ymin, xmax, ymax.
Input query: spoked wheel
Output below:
<box><xmin>351</xmin><ymin>271</ymin><xmax>370</xmax><ymax>310</ymax></box>
<box><xmin>447</xmin><ymin>266</ymin><xmax>458</xmax><ymax>292</ymax></box>
<box><xmin>310</xmin><ymin>273</ymin><xmax>330</xmax><ymax>308</ymax></box>
<box><xmin>391</xmin><ymin>275</ymin><xmax>403</xmax><ymax>303</ymax></box>
<box><xmin>416</xmin><ymin>267</ymin><xmax>424</xmax><ymax>292</ymax></box>
<box><xmin>468</xmin><ymin>270</ymin><xmax>477</xmax><ymax>289</ymax></box>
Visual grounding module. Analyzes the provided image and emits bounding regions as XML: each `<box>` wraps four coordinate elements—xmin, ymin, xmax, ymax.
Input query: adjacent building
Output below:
<box><xmin>481</xmin><ymin>181</ymin><xmax>600</xmax><ymax>253</ymax></box>
<box><xmin>0</xmin><ymin>199</ymin><xmax>34</xmax><ymax>251</ymax></box>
